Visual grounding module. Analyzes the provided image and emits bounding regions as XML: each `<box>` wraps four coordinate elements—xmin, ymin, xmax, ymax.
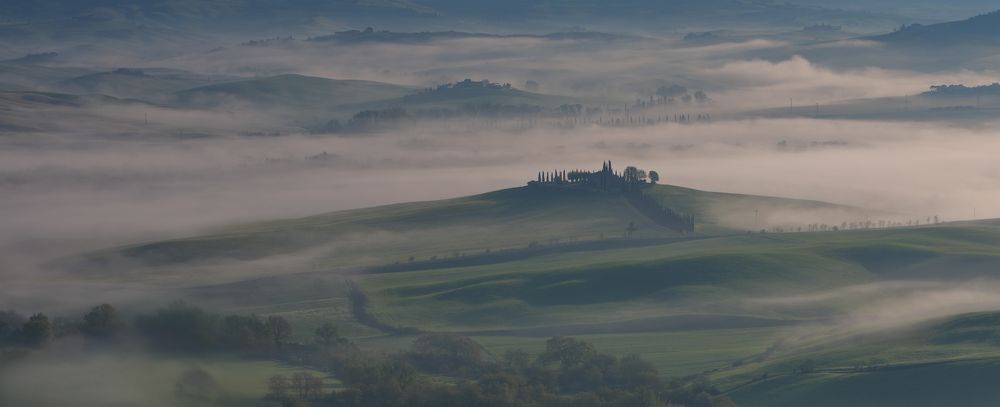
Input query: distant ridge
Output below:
<box><xmin>308</xmin><ymin>28</ymin><xmax>641</xmax><ymax>44</ymax></box>
<box><xmin>871</xmin><ymin>10</ymin><xmax>1000</xmax><ymax>46</ymax></box>
<box><xmin>172</xmin><ymin>74</ymin><xmax>417</xmax><ymax>109</ymax></box>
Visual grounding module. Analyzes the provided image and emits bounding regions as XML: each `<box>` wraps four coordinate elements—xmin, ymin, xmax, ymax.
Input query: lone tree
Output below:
<box><xmin>82</xmin><ymin>303</ymin><xmax>123</xmax><ymax>339</ymax></box>
<box><xmin>648</xmin><ymin>171</ymin><xmax>660</xmax><ymax>184</ymax></box>
<box><xmin>266</xmin><ymin>315</ymin><xmax>292</xmax><ymax>349</ymax></box>
<box><xmin>626</xmin><ymin>222</ymin><xmax>637</xmax><ymax>239</ymax></box>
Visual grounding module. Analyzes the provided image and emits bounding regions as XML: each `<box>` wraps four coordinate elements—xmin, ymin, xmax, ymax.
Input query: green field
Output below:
<box><xmin>60</xmin><ymin>183</ymin><xmax>1000</xmax><ymax>406</ymax></box>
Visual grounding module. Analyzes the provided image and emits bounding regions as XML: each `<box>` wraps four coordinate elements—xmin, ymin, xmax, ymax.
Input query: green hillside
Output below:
<box><xmin>358</xmin><ymin>223</ymin><xmax>1000</xmax><ymax>330</ymax></box>
<box><xmin>77</xmin><ymin>183</ymin><xmax>876</xmax><ymax>278</ymax></box>
<box><xmin>724</xmin><ymin>310</ymin><xmax>1000</xmax><ymax>406</ymax></box>
<box><xmin>80</xmin><ymin>185</ymin><xmax>686</xmax><ymax>278</ymax></box>
<box><xmin>60</xmin><ymin>181</ymin><xmax>1000</xmax><ymax>406</ymax></box>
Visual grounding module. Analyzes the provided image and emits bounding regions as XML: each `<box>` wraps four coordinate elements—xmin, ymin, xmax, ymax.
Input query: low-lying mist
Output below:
<box><xmin>4</xmin><ymin>117</ymin><xmax>999</xmax><ymax>252</ymax></box>
<box><xmin>751</xmin><ymin>280</ymin><xmax>1000</xmax><ymax>352</ymax></box>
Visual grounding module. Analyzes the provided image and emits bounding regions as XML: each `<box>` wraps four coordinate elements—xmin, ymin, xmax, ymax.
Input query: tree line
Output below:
<box><xmin>270</xmin><ymin>333</ymin><xmax>737</xmax><ymax>407</ymax></box>
<box><xmin>0</xmin><ymin>302</ymin><xmax>302</xmax><ymax>356</ymax></box>
<box><xmin>2</xmin><ymin>302</ymin><xmax>737</xmax><ymax>407</ymax></box>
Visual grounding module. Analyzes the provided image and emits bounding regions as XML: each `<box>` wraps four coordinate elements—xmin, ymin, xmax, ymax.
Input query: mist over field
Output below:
<box><xmin>4</xmin><ymin>2</ymin><xmax>1000</xmax><ymax>407</ymax></box>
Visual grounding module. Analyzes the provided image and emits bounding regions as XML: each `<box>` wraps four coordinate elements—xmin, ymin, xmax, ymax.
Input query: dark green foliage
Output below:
<box><xmin>220</xmin><ymin>315</ymin><xmax>273</xmax><ymax>353</ymax></box>
<box><xmin>134</xmin><ymin>301</ymin><xmax>293</xmax><ymax>354</ymax></box>
<box><xmin>337</xmin><ymin>353</ymin><xmax>418</xmax><ymax>389</ymax></box>
<box><xmin>20</xmin><ymin>313</ymin><xmax>52</xmax><ymax>347</ymax></box>
<box><xmin>408</xmin><ymin>334</ymin><xmax>487</xmax><ymax>376</ymax></box>
<box><xmin>135</xmin><ymin>301</ymin><xmax>220</xmax><ymax>352</ymax></box>
<box><xmin>81</xmin><ymin>303</ymin><xmax>123</xmax><ymax>339</ymax></box>
<box><xmin>292</xmin><ymin>372</ymin><xmax>326</xmax><ymax>401</ymax></box>
<box><xmin>316</xmin><ymin>335</ymin><xmax>734</xmax><ymax>407</ymax></box>
<box><xmin>539</xmin><ymin>336</ymin><xmax>598</xmax><ymax>367</ymax></box>
<box><xmin>315</xmin><ymin>323</ymin><xmax>348</xmax><ymax>347</ymax></box>
<box><xmin>267</xmin><ymin>315</ymin><xmax>293</xmax><ymax>349</ymax></box>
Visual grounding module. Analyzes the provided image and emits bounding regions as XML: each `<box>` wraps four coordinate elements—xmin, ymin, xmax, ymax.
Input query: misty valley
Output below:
<box><xmin>4</xmin><ymin>1</ymin><xmax>1000</xmax><ymax>407</ymax></box>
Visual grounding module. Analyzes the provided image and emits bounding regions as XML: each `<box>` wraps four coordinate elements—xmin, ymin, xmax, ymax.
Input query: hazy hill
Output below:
<box><xmin>58</xmin><ymin>68</ymin><xmax>239</xmax><ymax>99</ymax></box>
<box><xmin>412</xmin><ymin>0</ymin><xmax>889</xmax><ymax>25</ymax></box>
<box><xmin>871</xmin><ymin>10</ymin><xmax>1000</xmax><ymax>46</ymax></box>
<box><xmin>0</xmin><ymin>62</ymin><xmax>95</xmax><ymax>91</ymax></box>
<box><xmin>308</xmin><ymin>29</ymin><xmax>641</xmax><ymax>44</ymax></box>
<box><xmin>0</xmin><ymin>0</ymin><xmax>433</xmax><ymax>25</ymax></box>
<box><xmin>782</xmin><ymin>0</ymin><xmax>997</xmax><ymax>20</ymax></box>
<box><xmin>0</xmin><ymin>0</ymin><xmax>905</xmax><ymax>40</ymax></box>
<box><xmin>380</xmin><ymin>80</ymin><xmax>580</xmax><ymax>112</ymax></box>
<box><xmin>75</xmin><ymin>183</ymin><xmax>873</xmax><ymax>276</ymax></box>
<box><xmin>59</xmin><ymin>181</ymin><xmax>1000</xmax><ymax>406</ymax></box>
<box><xmin>172</xmin><ymin>74</ymin><xmax>418</xmax><ymax>111</ymax></box>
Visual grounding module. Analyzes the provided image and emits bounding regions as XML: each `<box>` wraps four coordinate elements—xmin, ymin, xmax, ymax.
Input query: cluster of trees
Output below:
<box><xmin>0</xmin><ymin>304</ymin><xmax>123</xmax><ymax>348</ymax></box>
<box><xmin>644</xmin><ymin>85</ymin><xmax>712</xmax><ymax>106</ymax></box>
<box><xmin>268</xmin><ymin>334</ymin><xmax>736</xmax><ymax>407</ymax></box>
<box><xmin>4</xmin><ymin>303</ymin><xmax>736</xmax><ymax>407</ymax></box>
<box><xmin>135</xmin><ymin>301</ymin><xmax>296</xmax><ymax>354</ymax></box>
<box><xmin>0</xmin><ymin>302</ymin><xmax>309</xmax><ymax>358</ymax></box>
<box><xmin>318</xmin><ymin>107</ymin><xmax>413</xmax><ymax>133</ymax></box>
<box><xmin>533</xmin><ymin>163</ymin><xmax>664</xmax><ymax>195</ymax></box>
<box><xmin>241</xmin><ymin>36</ymin><xmax>296</xmax><ymax>46</ymax></box>
<box><xmin>426</xmin><ymin>79</ymin><xmax>513</xmax><ymax>92</ymax></box>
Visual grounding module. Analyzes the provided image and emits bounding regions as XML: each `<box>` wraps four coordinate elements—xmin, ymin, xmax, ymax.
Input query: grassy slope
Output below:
<box><xmin>84</xmin><ymin>184</ymin><xmax>872</xmax><ymax>276</ymax></box>
<box><xmin>358</xmin><ymin>223</ymin><xmax>1000</xmax><ymax>331</ymax></box>
<box><xmin>645</xmin><ymin>184</ymin><xmax>880</xmax><ymax>234</ymax></box>
<box><xmin>731</xmin><ymin>360</ymin><xmax>1000</xmax><ymax>407</ymax></box>
<box><xmin>726</xmin><ymin>311</ymin><xmax>1000</xmax><ymax>406</ymax></box>
<box><xmin>81</xmin><ymin>186</ymin><xmax>680</xmax><ymax>283</ymax></box>
<box><xmin>65</xmin><ymin>183</ymin><xmax>1000</xmax><ymax>404</ymax></box>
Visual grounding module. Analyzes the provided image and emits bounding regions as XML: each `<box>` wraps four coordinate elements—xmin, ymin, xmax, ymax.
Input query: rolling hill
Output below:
<box><xmin>378</xmin><ymin>80</ymin><xmax>581</xmax><ymax>113</ymax></box>
<box><xmin>0</xmin><ymin>62</ymin><xmax>95</xmax><ymax>91</ymax></box>
<box><xmin>74</xmin><ymin>183</ymin><xmax>875</xmax><ymax>276</ymax></box>
<box><xmin>871</xmin><ymin>10</ymin><xmax>1000</xmax><ymax>46</ymax></box>
<box><xmin>55</xmin><ymin>179</ymin><xmax>1000</xmax><ymax>406</ymax></box>
<box><xmin>57</xmin><ymin>68</ymin><xmax>240</xmax><ymax>99</ymax></box>
<box><xmin>171</xmin><ymin>74</ymin><xmax>419</xmax><ymax>111</ymax></box>
<box><xmin>0</xmin><ymin>0</ymin><xmax>905</xmax><ymax>42</ymax></box>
